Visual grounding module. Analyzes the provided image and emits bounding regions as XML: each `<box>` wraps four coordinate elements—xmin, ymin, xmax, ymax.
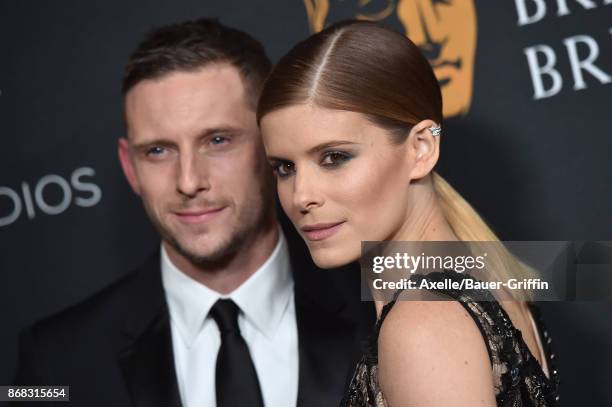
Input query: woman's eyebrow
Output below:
<box><xmin>266</xmin><ymin>155</ymin><xmax>289</xmax><ymax>162</ymax></box>
<box><xmin>267</xmin><ymin>140</ymin><xmax>359</xmax><ymax>162</ymax></box>
<box><xmin>307</xmin><ymin>140</ymin><xmax>359</xmax><ymax>154</ymax></box>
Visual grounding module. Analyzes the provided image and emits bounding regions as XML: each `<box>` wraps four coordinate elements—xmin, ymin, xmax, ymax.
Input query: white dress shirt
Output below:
<box><xmin>161</xmin><ymin>232</ymin><xmax>299</xmax><ymax>407</ymax></box>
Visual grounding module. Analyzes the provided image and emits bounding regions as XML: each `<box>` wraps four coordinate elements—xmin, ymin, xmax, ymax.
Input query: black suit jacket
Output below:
<box><xmin>14</xmin><ymin>238</ymin><xmax>374</xmax><ymax>407</ymax></box>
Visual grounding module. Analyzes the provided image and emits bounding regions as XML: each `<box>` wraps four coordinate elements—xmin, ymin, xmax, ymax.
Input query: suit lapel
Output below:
<box><xmin>295</xmin><ymin>294</ymin><xmax>363</xmax><ymax>407</ymax></box>
<box><xmin>116</xmin><ymin>253</ymin><xmax>182</xmax><ymax>407</ymax></box>
<box><xmin>286</xmin><ymin>231</ymin><xmax>373</xmax><ymax>407</ymax></box>
<box><xmin>114</xmin><ymin>230</ymin><xmax>374</xmax><ymax>407</ymax></box>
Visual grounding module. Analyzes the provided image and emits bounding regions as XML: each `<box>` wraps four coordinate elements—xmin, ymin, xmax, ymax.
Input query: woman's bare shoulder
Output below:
<box><xmin>377</xmin><ymin>299</ymin><xmax>497</xmax><ymax>406</ymax></box>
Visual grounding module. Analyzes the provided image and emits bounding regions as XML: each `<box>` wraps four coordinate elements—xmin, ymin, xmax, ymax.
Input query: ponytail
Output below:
<box><xmin>432</xmin><ymin>172</ymin><xmax>536</xmax><ymax>300</ymax></box>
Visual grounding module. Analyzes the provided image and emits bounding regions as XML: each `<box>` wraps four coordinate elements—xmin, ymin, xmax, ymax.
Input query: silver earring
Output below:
<box><xmin>428</xmin><ymin>125</ymin><xmax>441</xmax><ymax>137</ymax></box>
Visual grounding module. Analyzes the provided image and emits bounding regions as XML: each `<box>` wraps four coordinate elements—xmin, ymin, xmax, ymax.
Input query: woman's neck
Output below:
<box><xmin>373</xmin><ymin>181</ymin><xmax>458</xmax><ymax>317</ymax></box>
<box><xmin>395</xmin><ymin>180</ymin><xmax>458</xmax><ymax>242</ymax></box>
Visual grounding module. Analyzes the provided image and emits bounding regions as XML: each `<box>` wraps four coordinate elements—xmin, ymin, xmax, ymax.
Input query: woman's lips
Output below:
<box><xmin>173</xmin><ymin>207</ymin><xmax>226</xmax><ymax>224</ymax></box>
<box><xmin>301</xmin><ymin>221</ymin><xmax>345</xmax><ymax>242</ymax></box>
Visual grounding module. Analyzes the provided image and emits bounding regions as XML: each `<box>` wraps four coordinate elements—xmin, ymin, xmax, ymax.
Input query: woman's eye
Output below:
<box><xmin>272</xmin><ymin>162</ymin><xmax>295</xmax><ymax>178</ymax></box>
<box><xmin>320</xmin><ymin>151</ymin><xmax>352</xmax><ymax>167</ymax></box>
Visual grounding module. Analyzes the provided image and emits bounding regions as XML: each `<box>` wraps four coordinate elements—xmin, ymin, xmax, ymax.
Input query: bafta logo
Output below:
<box><xmin>304</xmin><ymin>0</ymin><xmax>477</xmax><ymax>118</ymax></box>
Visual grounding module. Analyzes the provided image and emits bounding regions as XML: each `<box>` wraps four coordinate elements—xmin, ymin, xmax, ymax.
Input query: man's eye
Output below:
<box><xmin>431</xmin><ymin>0</ymin><xmax>452</xmax><ymax>5</ymax></box>
<box><xmin>320</xmin><ymin>151</ymin><xmax>352</xmax><ymax>167</ymax></box>
<box><xmin>272</xmin><ymin>162</ymin><xmax>295</xmax><ymax>178</ymax></box>
<box><xmin>146</xmin><ymin>146</ymin><xmax>166</xmax><ymax>156</ymax></box>
<box><xmin>210</xmin><ymin>135</ymin><xmax>229</xmax><ymax>145</ymax></box>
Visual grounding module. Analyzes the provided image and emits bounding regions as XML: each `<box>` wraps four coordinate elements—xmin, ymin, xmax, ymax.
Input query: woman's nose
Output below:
<box><xmin>292</xmin><ymin>167</ymin><xmax>324</xmax><ymax>213</ymax></box>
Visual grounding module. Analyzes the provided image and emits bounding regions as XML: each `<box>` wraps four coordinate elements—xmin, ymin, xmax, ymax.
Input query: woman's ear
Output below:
<box><xmin>406</xmin><ymin>119</ymin><xmax>441</xmax><ymax>181</ymax></box>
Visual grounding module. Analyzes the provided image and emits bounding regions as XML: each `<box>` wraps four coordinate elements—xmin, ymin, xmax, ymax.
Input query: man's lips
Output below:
<box><xmin>173</xmin><ymin>207</ymin><xmax>226</xmax><ymax>224</ymax></box>
<box><xmin>300</xmin><ymin>221</ymin><xmax>345</xmax><ymax>242</ymax></box>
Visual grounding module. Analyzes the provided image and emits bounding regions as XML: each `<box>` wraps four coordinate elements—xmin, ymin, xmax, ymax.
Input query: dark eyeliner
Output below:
<box><xmin>320</xmin><ymin>150</ymin><xmax>353</xmax><ymax>167</ymax></box>
<box><xmin>270</xmin><ymin>160</ymin><xmax>295</xmax><ymax>179</ymax></box>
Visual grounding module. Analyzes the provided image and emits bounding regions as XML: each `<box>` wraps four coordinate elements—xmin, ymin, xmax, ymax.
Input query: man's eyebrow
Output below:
<box><xmin>196</xmin><ymin>125</ymin><xmax>244</xmax><ymax>138</ymax></box>
<box><xmin>130</xmin><ymin>126</ymin><xmax>244</xmax><ymax>150</ymax></box>
<box><xmin>130</xmin><ymin>138</ymin><xmax>175</xmax><ymax>150</ymax></box>
<box><xmin>267</xmin><ymin>140</ymin><xmax>359</xmax><ymax>162</ymax></box>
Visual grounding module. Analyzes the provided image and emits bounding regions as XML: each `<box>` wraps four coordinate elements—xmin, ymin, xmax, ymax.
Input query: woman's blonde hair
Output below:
<box><xmin>432</xmin><ymin>173</ymin><xmax>535</xmax><ymax>300</ymax></box>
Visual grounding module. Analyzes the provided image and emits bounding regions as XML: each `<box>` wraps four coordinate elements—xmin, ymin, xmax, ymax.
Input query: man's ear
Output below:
<box><xmin>406</xmin><ymin>119</ymin><xmax>441</xmax><ymax>181</ymax></box>
<box><xmin>118</xmin><ymin>137</ymin><xmax>141</xmax><ymax>195</ymax></box>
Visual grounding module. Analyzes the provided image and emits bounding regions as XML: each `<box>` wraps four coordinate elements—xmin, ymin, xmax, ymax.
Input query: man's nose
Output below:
<box><xmin>176</xmin><ymin>152</ymin><xmax>210</xmax><ymax>197</ymax></box>
<box><xmin>292</xmin><ymin>167</ymin><xmax>324</xmax><ymax>214</ymax></box>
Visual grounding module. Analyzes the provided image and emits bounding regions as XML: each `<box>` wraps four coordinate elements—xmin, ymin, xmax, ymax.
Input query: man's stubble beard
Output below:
<box><xmin>144</xmin><ymin>193</ymin><xmax>275</xmax><ymax>269</ymax></box>
<box><xmin>151</xmin><ymin>209</ymin><xmax>255</xmax><ymax>268</ymax></box>
<box><xmin>166</xmin><ymin>224</ymin><xmax>247</xmax><ymax>267</ymax></box>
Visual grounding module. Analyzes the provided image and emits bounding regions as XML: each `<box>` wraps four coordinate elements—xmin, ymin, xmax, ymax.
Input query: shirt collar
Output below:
<box><xmin>161</xmin><ymin>230</ymin><xmax>293</xmax><ymax>347</ymax></box>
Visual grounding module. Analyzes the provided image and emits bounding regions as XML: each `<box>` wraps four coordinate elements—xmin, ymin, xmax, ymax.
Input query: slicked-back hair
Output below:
<box><xmin>256</xmin><ymin>20</ymin><xmax>442</xmax><ymax>140</ymax></box>
<box><xmin>122</xmin><ymin>18</ymin><xmax>271</xmax><ymax>109</ymax></box>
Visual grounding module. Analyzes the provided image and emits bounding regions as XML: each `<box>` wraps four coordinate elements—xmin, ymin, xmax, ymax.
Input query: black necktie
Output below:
<box><xmin>210</xmin><ymin>299</ymin><xmax>264</xmax><ymax>407</ymax></box>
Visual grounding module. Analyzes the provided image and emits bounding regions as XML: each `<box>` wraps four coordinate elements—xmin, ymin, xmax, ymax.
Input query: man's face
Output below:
<box><xmin>119</xmin><ymin>64</ymin><xmax>274</xmax><ymax>263</ymax></box>
<box><xmin>304</xmin><ymin>0</ymin><xmax>477</xmax><ymax>117</ymax></box>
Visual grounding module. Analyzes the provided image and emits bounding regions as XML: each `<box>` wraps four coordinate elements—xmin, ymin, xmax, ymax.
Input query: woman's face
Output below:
<box><xmin>260</xmin><ymin>104</ymin><xmax>423</xmax><ymax>268</ymax></box>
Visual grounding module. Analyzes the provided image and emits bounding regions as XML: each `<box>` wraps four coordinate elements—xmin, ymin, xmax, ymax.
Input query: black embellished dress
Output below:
<box><xmin>341</xmin><ymin>270</ymin><xmax>560</xmax><ymax>406</ymax></box>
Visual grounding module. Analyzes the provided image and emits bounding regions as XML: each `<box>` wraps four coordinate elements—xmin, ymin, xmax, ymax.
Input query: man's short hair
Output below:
<box><xmin>122</xmin><ymin>18</ymin><xmax>272</xmax><ymax>109</ymax></box>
